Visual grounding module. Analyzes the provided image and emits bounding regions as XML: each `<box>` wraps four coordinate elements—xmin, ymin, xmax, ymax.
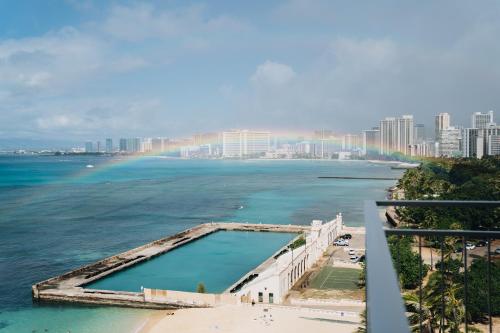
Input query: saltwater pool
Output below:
<box><xmin>86</xmin><ymin>230</ymin><xmax>296</xmax><ymax>293</ymax></box>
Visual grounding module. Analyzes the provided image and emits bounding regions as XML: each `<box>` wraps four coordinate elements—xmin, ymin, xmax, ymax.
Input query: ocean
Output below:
<box><xmin>0</xmin><ymin>155</ymin><xmax>401</xmax><ymax>332</ymax></box>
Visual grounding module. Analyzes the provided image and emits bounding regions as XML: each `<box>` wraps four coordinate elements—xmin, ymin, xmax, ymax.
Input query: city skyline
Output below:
<box><xmin>1</xmin><ymin>1</ymin><xmax>500</xmax><ymax>142</ymax></box>
<box><xmin>30</xmin><ymin>109</ymin><xmax>495</xmax><ymax>161</ymax></box>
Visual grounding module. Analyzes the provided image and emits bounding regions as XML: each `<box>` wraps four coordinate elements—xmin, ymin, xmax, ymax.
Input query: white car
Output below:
<box><xmin>465</xmin><ymin>243</ymin><xmax>476</xmax><ymax>250</ymax></box>
<box><xmin>348</xmin><ymin>249</ymin><xmax>356</xmax><ymax>255</ymax></box>
<box><xmin>350</xmin><ymin>256</ymin><xmax>359</xmax><ymax>263</ymax></box>
<box><xmin>495</xmin><ymin>248</ymin><xmax>500</xmax><ymax>254</ymax></box>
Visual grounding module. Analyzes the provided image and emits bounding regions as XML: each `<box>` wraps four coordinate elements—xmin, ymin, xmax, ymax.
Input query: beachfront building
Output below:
<box><xmin>379</xmin><ymin>115</ymin><xmax>414</xmax><ymax>155</ymax></box>
<box><xmin>342</xmin><ymin>134</ymin><xmax>360</xmax><ymax>152</ymax></box>
<box><xmin>362</xmin><ymin>128</ymin><xmax>380</xmax><ymax>156</ymax></box>
<box><xmin>105</xmin><ymin>138</ymin><xmax>113</xmax><ymax>153</ymax></box>
<box><xmin>232</xmin><ymin>215</ymin><xmax>343</xmax><ymax>304</ymax></box>
<box><xmin>85</xmin><ymin>141</ymin><xmax>93</xmax><ymax>153</ymax></box>
<box><xmin>222</xmin><ymin>130</ymin><xmax>271</xmax><ymax>158</ymax></box>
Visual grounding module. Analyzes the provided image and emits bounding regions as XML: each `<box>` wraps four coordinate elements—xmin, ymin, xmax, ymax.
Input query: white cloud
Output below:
<box><xmin>251</xmin><ymin>61</ymin><xmax>296</xmax><ymax>86</ymax></box>
<box><xmin>101</xmin><ymin>3</ymin><xmax>249</xmax><ymax>42</ymax></box>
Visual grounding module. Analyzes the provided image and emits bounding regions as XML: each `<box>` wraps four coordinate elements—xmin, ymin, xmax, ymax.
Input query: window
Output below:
<box><xmin>269</xmin><ymin>293</ymin><xmax>274</xmax><ymax>304</ymax></box>
<box><xmin>258</xmin><ymin>292</ymin><xmax>263</xmax><ymax>303</ymax></box>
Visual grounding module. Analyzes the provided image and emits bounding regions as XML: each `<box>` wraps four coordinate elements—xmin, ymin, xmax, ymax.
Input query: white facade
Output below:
<box><xmin>222</xmin><ymin>130</ymin><xmax>271</xmax><ymax>157</ymax></box>
<box><xmin>488</xmin><ymin>135</ymin><xmax>500</xmax><ymax>155</ymax></box>
<box><xmin>462</xmin><ymin>128</ymin><xmax>480</xmax><ymax>158</ymax></box>
<box><xmin>435</xmin><ymin>112</ymin><xmax>451</xmax><ymax>140</ymax></box>
<box><xmin>379</xmin><ymin>115</ymin><xmax>414</xmax><ymax>155</ymax></box>
<box><xmin>436</xmin><ymin>127</ymin><xmax>461</xmax><ymax>157</ymax></box>
<box><xmin>397</xmin><ymin>115</ymin><xmax>414</xmax><ymax>155</ymax></box>
<box><xmin>233</xmin><ymin>215</ymin><xmax>343</xmax><ymax>304</ymax></box>
<box><xmin>472</xmin><ymin>111</ymin><xmax>494</xmax><ymax>129</ymax></box>
<box><xmin>380</xmin><ymin>117</ymin><xmax>397</xmax><ymax>155</ymax></box>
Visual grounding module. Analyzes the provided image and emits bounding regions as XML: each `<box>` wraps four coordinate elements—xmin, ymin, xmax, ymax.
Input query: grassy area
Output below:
<box><xmin>309</xmin><ymin>267</ymin><xmax>360</xmax><ymax>290</ymax></box>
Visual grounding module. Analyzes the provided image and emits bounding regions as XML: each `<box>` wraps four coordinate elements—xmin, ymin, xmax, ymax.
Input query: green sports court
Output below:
<box><xmin>309</xmin><ymin>267</ymin><xmax>361</xmax><ymax>290</ymax></box>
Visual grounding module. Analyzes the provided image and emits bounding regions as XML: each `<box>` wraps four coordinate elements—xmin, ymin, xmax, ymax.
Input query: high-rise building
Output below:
<box><xmin>222</xmin><ymin>130</ymin><xmax>271</xmax><ymax>157</ymax></box>
<box><xmin>380</xmin><ymin>117</ymin><xmax>397</xmax><ymax>155</ymax></box>
<box><xmin>342</xmin><ymin>134</ymin><xmax>360</xmax><ymax>152</ymax></box>
<box><xmin>488</xmin><ymin>135</ymin><xmax>500</xmax><ymax>156</ymax></box>
<box><xmin>414</xmin><ymin>124</ymin><xmax>425</xmax><ymax>144</ymax></box>
<box><xmin>126</xmin><ymin>138</ymin><xmax>142</xmax><ymax>153</ymax></box>
<box><xmin>472</xmin><ymin>111</ymin><xmax>494</xmax><ymax>129</ymax></box>
<box><xmin>119</xmin><ymin>138</ymin><xmax>127</xmax><ymax>152</ymax></box>
<box><xmin>435</xmin><ymin>113</ymin><xmax>451</xmax><ymax>140</ymax></box>
<box><xmin>105</xmin><ymin>138</ymin><xmax>113</xmax><ymax>153</ymax></box>
<box><xmin>397</xmin><ymin>115</ymin><xmax>414</xmax><ymax>155</ymax></box>
<box><xmin>379</xmin><ymin>115</ymin><xmax>413</xmax><ymax>155</ymax></box>
<box><xmin>85</xmin><ymin>141</ymin><xmax>93</xmax><ymax>153</ymax></box>
<box><xmin>362</xmin><ymin>128</ymin><xmax>380</xmax><ymax>156</ymax></box>
<box><xmin>436</xmin><ymin>127</ymin><xmax>461</xmax><ymax>157</ymax></box>
<box><xmin>96</xmin><ymin>141</ymin><xmax>101</xmax><ymax>153</ymax></box>
<box><xmin>462</xmin><ymin>128</ymin><xmax>481</xmax><ymax>158</ymax></box>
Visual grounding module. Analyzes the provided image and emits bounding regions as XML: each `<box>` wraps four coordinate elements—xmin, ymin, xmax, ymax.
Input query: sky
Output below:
<box><xmin>1</xmin><ymin>0</ymin><xmax>500</xmax><ymax>143</ymax></box>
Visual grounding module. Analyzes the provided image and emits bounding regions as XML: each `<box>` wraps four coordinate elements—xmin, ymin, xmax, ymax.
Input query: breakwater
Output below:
<box><xmin>318</xmin><ymin>176</ymin><xmax>399</xmax><ymax>180</ymax></box>
<box><xmin>32</xmin><ymin>222</ymin><xmax>308</xmax><ymax>309</ymax></box>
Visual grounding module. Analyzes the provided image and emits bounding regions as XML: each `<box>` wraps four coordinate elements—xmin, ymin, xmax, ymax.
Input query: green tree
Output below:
<box><xmin>196</xmin><ymin>282</ymin><xmax>206</xmax><ymax>293</ymax></box>
<box><xmin>459</xmin><ymin>258</ymin><xmax>500</xmax><ymax>323</ymax></box>
<box><xmin>388</xmin><ymin>236</ymin><xmax>428</xmax><ymax>290</ymax></box>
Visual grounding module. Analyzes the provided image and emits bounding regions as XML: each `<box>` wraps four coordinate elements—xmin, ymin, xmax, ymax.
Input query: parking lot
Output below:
<box><xmin>328</xmin><ymin>231</ymin><xmax>365</xmax><ymax>265</ymax></box>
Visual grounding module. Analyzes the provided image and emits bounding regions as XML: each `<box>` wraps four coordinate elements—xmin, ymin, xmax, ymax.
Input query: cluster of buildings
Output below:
<box><xmin>82</xmin><ymin>110</ymin><xmax>499</xmax><ymax>160</ymax></box>
<box><xmin>359</xmin><ymin>110</ymin><xmax>499</xmax><ymax>158</ymax></box>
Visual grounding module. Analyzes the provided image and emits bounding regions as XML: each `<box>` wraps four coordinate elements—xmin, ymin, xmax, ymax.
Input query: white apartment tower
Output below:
<box><xmin>472</xmin><ymin>111</ymin><xmax>494</xmax><ymax>129</ymax></box>
<box><xmin>222</xmin><ymin>130</ymin><xmax>271</xmax><ymax>157</ymax></box>
<box><xmin>397</xmin><ymin>115</ymin><xmax>414</xmax><ymax>155</ymax></box>
<box><xmin>435</xmin><ymin>113</ymin><xmax>451</xmax><ymax>140</ymax></box>
<box><xmin>379</xmin><ymin>115</ymin><xmax>414</xmax><ymax>155</ymax></box>
<box><xmin>380</xmin><ymin>117</ymin><xmax>397</xmax><ymax>155</ymax></box>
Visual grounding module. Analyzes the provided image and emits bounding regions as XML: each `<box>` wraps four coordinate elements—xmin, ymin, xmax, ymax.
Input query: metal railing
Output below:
<box><xmin>364</xmin><ymin>200</ymin><xmax>500</xmax><ymax>333</ymax></box>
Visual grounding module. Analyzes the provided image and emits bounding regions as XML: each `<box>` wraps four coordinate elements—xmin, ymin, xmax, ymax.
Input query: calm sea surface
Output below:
<box><xmin>0</xmin><ymin>156</ymin><xmax>402</xmax><ymax>332</ymax></box>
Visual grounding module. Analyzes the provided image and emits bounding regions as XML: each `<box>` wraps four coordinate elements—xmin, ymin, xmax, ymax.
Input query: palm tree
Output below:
<box><xmin>403</xmin><ymin>269</ymin><xmax>464</xmax><ymax>333</ymax></box>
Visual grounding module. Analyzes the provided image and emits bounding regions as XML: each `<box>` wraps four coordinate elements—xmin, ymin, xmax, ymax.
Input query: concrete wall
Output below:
<box><xmin>144</xmin><ymin>288</ymin><xmax>240</xmax><ymax>307</ymax></box>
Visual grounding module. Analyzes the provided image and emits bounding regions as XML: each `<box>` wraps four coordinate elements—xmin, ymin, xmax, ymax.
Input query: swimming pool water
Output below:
<box><xmin>86</xmin><ymin>231</ymin><xmax>296</xmax><ymax>293</ymax></box>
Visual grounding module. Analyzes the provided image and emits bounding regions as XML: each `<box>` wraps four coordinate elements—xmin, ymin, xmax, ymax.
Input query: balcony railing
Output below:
<box><xmin>364</xmin><ymin>200</ymin><xmax>500</xmax><ymax>333</ymax></box>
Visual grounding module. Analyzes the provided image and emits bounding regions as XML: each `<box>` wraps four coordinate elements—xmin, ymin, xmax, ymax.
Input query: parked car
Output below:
<box><xmin>475</xmin><ymin>240</ymin><xmax>488</xmax><ymax>247</ymax></box>
<box><xmin>348</xmin><ymin>249</ymin><xmax>356</xmax><ymax>255</ymax></box>
<box><xmin>350</xmin><ymin>256</ymin><xmax>359</xmax><ymax>263</ymax></box>
<box><xmin>495</xmin><ymin>248</ymin><xmax>500</xmax><ymax>255</ymax></box>
<box><xmin>341</xmin><ymin>234</ymin><xmax>352</xmax><ymax>240</ymax></box>
<box><xmin>334</xmin><ymin>239</ymin><xmax>348</xmax><ymax>246</ymax></box>
<box><xmin>465</xmin><ymin>242</ymin><xmax>476</xmax><ymax>250</ymax></box>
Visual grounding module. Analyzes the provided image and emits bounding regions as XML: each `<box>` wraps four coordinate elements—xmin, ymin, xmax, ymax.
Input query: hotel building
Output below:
<box><xmin>222</xmin><ymin>130</ymin><xmax>271</xmax><ymax>158</ymax></box>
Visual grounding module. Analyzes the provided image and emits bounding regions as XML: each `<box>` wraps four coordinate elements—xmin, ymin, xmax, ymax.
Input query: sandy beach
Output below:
<box><xmin>141</xmin><ymin>304</ymin><xmax>360</xmax><ymax>333</ymax></box>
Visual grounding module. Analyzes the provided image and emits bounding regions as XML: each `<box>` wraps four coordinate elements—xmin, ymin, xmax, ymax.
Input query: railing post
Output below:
<box><xmin>418</xmin><ymin>235</ymin><xmax>423</xmax><ymax>333</ymax></box>
<box><xmin>487</xmin><ymin>237</ymin><xmax>492</xmax><ymax>333</ymax></box>
<box><xmin>463</xmin><ymin>236</ymin><xmax>468</xmax><ymax>333</ymax></box>
<box><xmin>440</xmin><ymin>237</ymin><xmax>445</xmax><ymax>333</ymax></box>
<box><xmin>364</xmin><ymin>200</ymin><xmax>410</xmax><ymax>333</ymax></box>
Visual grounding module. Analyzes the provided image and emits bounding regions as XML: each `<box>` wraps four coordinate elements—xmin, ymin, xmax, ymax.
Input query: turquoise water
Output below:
<box><xmin>0</xmin><ymin>156</ymin><xmax>402</xmax><ymax>332</ymax></box>
<box><xmin>87</xmin><ymin>231</ymin><xmax>295</xmax><ymax>293</ymax></box>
